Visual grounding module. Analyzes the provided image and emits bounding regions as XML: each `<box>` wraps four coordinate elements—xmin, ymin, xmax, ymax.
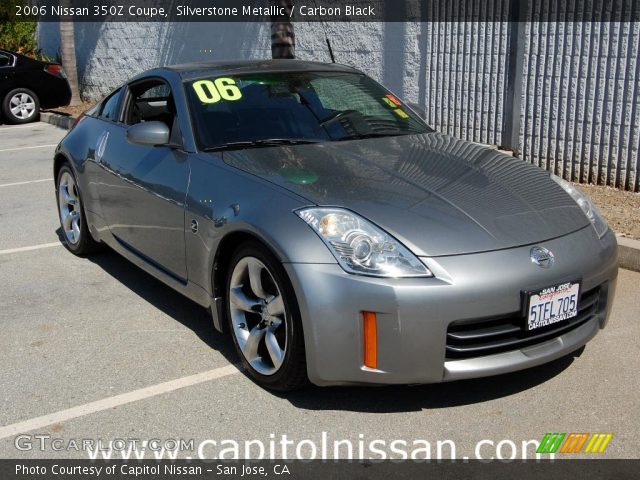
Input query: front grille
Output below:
<box><xmin>445</xmin><ymin>285</ymin><xmax>602</xmax><ymax>359</ymax></box>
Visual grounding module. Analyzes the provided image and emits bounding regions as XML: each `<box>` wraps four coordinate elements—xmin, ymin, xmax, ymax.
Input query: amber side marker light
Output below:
<box><xmin>362</xmin><ymin>311</ymin><xmax>378</xmax><ymax>369</ymax></box>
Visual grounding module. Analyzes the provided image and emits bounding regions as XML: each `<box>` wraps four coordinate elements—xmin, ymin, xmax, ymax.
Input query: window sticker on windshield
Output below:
<box><xmin>381</xmin><ymin>95</ymin><xmax>409</xmax><ymax>118</ymax></box>
<box><xmin>385</xmin><ymin>94</ymin><xmax>401</xmax><ymax>106</ymax></box>
<box><xmin>193</xmin><ymin>78</ymin><xmax>242</xmax><ymax>104</ymax></box>
<box><xmin>382</xmin><ymin>97</ymin><xmax>396</xmax><ymax>108</ymax></box>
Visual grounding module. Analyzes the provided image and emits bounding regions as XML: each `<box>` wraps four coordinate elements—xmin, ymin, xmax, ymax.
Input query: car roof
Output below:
<box><xmin>0</xmin><ymin>48</ymin><xmax>51</xmax><ymax>65</ymax></box>
<box><xmin>0</xmin><ymin>48</ymin><xmax>16</xmax><ymax>57</ymax></box>
<box><xmin>161</xmin><ymin>59</ymin><xmax>362</xmax><ymax>81</ymax></box>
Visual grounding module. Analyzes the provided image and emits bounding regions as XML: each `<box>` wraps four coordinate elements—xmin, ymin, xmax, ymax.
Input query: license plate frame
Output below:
<box><xmin>525</xmin><ymin>281</ymin><xmax>581</xmax><ymax>331</ymax></box>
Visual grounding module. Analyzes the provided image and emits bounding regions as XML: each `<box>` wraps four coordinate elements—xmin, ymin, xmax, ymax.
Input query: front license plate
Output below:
<box><xmin>527</xmin><ymin>282</ymin><xmax>580</xmax><ymax>331</ymax></box>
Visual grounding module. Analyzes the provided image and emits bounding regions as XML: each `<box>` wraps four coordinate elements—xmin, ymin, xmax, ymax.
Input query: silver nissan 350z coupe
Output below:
<box><xmin>54</xmin><ymin>60</ymin><xmax>618</xmax><ymax>390</ymax></box>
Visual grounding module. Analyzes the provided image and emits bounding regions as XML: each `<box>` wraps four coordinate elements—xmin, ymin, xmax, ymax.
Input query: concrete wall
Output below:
<box><xmin>37</xmin><ymin>17</ymin><xmax>640</xmax><ymax>191</ymax></box>
<box><xmin>38</xmin><ymin>21</ymin><xmax>272</xmax><ymax>99</ymax></box>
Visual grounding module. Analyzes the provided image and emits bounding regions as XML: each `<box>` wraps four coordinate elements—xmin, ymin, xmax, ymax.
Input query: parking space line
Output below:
<box><xmin>0</xmin><ymin>125</ymin><xmax>46</xmax><ymax>132</ymax></box>
<box><xmin>0</xmin><ymin>178</ymin><xmax>51</xmax><ymax>188</ymax></box>
<box><xmin>0</xmin><ymin>145</ymin><xmax>57</xmax><ymax>153</ymax></box>
<box><xmin>0</xmin><ymin>242</ymin><xmax>62</xmax><ymax>256</ymax></box>
<box><xmin>0</xmin><ymin>364</ymin><xmax>242</xmax><ymax>440</ymax></box>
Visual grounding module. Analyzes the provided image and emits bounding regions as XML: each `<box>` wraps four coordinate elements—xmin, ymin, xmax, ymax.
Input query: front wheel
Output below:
<box><xmin>225</xmin><ymin>241</ymin><xmax>308</xmax><ymax>391</ymax></box>
<box><xmin>2</xmin><ymin>88</ymin><xmax>40</xmax><ymax>124</ymax></box>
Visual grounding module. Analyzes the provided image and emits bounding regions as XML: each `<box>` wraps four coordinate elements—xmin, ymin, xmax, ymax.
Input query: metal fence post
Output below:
<box><xmin>502</xmin><ymin>0</ymin><xmax>525</xmax><ymax>156</ymax></box>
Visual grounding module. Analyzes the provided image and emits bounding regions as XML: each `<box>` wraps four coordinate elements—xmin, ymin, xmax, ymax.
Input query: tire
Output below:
<box><xmin>225</xmin><ymin>241</ymin><xmax>309</xmax><ymax>391</ymax></box>
<box><xmin>55</xmin><ymin>164</ymin><xmax>102</xmax><ymax>256</ymax></box>
<box><xmin>2</xmin><ymin>88</ymin><xmax>40</xmax><ymax>124</ymax></box>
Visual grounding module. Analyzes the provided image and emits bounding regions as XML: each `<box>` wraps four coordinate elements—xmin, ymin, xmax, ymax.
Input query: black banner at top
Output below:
<box><xmin>11</xmin><ymin>0</ymin><xmax>640</xmax><ymax>22</ymax></box>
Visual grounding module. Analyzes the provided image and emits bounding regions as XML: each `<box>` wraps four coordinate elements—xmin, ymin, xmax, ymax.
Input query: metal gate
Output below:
<box><xmin>422</xmin><ymin>0</ymin><xmax>640</xmax><ymax>191</ymax></box>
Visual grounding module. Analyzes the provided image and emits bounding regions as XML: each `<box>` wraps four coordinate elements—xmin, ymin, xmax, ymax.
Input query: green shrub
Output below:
<box><xmin>0</xmin><ymin>1</ymin><xmax>38</xmax><ymax>55</ymax></box>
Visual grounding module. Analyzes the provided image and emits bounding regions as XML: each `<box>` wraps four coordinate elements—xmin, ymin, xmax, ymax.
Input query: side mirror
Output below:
<box><xmin>407</xmin><ymin>102</ymin><xmax>427</xmax><ymax>121</ymax></box>
<box><xmin>126</xmin><ymin>121</ymin><xmax>170</xmax><ymax>146</ymax></box>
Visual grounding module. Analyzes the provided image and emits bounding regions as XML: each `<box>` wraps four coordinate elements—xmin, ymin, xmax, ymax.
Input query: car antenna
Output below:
<box><xmin>311</xmin><ymin>0</ymin><xmax>336</xmax><ymax>63</ymax></box>
<box><xmin>326</xmin><ymin>38</ymin><xmax>336</xmax><ymax>63</ymax></box>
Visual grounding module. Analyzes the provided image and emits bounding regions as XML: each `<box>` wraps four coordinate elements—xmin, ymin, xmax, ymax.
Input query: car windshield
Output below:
<box><xmin>185</xmin><ymin>71</ymin><xmax>430</xmax><ymax>150</ymax></box>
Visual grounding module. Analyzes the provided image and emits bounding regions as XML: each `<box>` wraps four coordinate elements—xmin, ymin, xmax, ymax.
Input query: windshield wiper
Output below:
<box><xmin>319</xmin><ymin>109</ymin><xmax>362</xmax><ymax>127</ymax></box>
<box><xmin>202</xmin><ymin>138</ymin><xmax>319</xmax><ymax>152</ymax></box>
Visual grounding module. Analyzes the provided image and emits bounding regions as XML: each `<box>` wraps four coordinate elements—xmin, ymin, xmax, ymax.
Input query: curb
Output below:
<box><xmin>39</xmin><ymin>113</ymin><xmax>640</xmax><ymax>273</ymax></box>
<box><xmin>41</xmin><ymin>111</ymin><xmax>75</xmax><ymax>130</ymax></box>
<box><xmin>616</xmin><ymin>236</ymin><xmax>640</xmax><ymax>273</ymax></box>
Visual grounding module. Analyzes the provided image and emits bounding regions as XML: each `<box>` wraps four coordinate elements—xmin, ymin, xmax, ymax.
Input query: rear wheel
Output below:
<box><xmin>55</xmin><ymin>164</ymin><xmax>101</xmax><ymax>255</ymax></box>
<box><xmin>225</xmin><ymin>241</ymin><xmax>308</xmax><ymax>391</ymax></box>
<box><xmin>2</xmin><ymin>88</ymin><xmax>40</xmax><ymax>124</ymax></box>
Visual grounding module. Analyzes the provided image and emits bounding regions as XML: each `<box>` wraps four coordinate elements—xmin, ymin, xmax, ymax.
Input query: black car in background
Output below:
<box><xmin>0</xmin><ymin>48</ymin><xmax>71</xmax><ymax>124</ymax></box>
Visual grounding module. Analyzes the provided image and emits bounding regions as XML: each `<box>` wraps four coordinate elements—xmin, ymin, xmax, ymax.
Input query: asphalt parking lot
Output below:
<box><xmin>0</xmin><ymin>122</ymin><xmax>638</xmax><ymax>460</ymax></box>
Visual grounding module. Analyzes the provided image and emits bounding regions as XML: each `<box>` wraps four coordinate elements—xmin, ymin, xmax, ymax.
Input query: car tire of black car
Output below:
<box><xmin>225</xmin><ymin>241</ymin><xmax>309</xmax><ymax>391</ymax></box>
<box><xmin>55</xmin><ymin>164</ymin><xmax>103</xmax><ymax>256</ymax></box>
<box><xmin>2</xmin><ymin>88</ymin><xmax>40</xmax><ymax>124</ymax></box>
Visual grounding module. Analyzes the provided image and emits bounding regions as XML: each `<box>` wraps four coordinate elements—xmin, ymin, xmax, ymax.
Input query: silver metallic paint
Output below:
<box><xmin>284</xmin><ymin>227</ymin><xmax>616</xmax><ymax>386</ymax></box>
<box><xmin>125</xmin><ymin>120</ymin><xmax>171</xmax><ymax>147</ymax></box>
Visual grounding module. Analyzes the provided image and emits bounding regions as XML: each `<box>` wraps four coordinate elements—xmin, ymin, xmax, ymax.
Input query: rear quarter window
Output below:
<box><xmin>99</xmin><ymin>88</ymin><xmax>122</xmax><ymax>122</ymax></box>
<box><xmin>0</xmin><ymin>52</ymin><xmax>14</xmax><ymax>67</ymax></box>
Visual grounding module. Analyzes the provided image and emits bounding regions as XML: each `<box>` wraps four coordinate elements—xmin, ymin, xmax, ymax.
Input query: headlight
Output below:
<box><xmin>295</xmin><ymin>207</ymin><xmax>433</xmax><ymax>277</ymax></box>
<box><xmin>551</xmin><ymin>174</ymin><xmax>608</xmax><ymax>238</ymax></box>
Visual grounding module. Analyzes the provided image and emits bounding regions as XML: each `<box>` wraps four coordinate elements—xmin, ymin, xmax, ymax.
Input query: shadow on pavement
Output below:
<box><xmin>79</xmin><ymin>245</ymin><xmax>239</xmax><ymax>366</ymax></box>
<box><xmin>279</xmin><ymin>347</ymin><xmax>584</xmax><ymax>412</ymax></box>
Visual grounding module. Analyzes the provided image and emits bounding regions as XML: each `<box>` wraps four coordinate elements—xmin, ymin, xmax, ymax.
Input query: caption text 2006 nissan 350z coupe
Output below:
<box><xmin>54</xmin><ymin>60</ymin><xmax>618</xmax><ymax>390</ymax></box>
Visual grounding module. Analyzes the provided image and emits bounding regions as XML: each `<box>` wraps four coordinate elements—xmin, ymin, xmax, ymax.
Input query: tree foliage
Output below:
<box><xmin>0</xmin><ymin>1</ymin><xmax>37</xmax><ymax>55</ymax></box>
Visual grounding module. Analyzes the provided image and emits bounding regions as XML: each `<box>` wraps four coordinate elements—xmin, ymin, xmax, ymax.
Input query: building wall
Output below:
<box><xmin>38</xmin><ymin>21</ymin><xmax>272</xmax><ymax>99</ymax></box>
<box><xmin>37</xmin><ymin>15</ymin><xmax>640</xmax><ymax>191</ymax></box>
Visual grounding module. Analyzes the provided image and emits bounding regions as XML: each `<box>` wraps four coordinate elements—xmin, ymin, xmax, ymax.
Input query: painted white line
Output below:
<box><xmin>0</xmin><ymin>144</ymin><xmax>57</xmax><ymax>153</ymax></box>
<box><xmin>0</xmin><ymin>364</ymin><xmax>242</xmax><ymax>439</ymax></box>
<box><xmin>0</xmin><ymin>242</ymin><xmax>62</xmax><ymax>256</ymax></box>
<box><xmin>0</xmin><ymin>124</ymin><xmax>45</xmax><ymax>132</ymax></box>
<box><xmin>0</xmin><ymin>178</ymin><xmax>51</xmax><ymax>188</ymax></box>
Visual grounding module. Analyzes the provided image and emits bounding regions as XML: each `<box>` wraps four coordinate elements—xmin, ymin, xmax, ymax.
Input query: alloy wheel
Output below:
<box><xmin>58</xmin><ymin>171</ymin><xmax>82</xmax><ymax>244</ymax></box>
<box><xmin>229</xmin><ymin>257</ymin><xmax>287</xmax><ymax>375</ymax></box>
<box><xmin>9</xmin><ymin>92</ymin><xmax>36</xmax><ymax>120</ymax></box>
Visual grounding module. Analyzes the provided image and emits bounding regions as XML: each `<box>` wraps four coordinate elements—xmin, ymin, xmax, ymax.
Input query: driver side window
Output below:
<box><xmin>124</xmin><ymin>80</ymin><xmax>176</xmax><ymax>129</ymax></box>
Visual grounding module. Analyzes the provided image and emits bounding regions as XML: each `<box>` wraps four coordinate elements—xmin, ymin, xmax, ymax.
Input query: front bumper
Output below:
<box><xmin>284</xmin><ymin>227</ymin><xmax>618</xmax><ymax>386</ymax></box>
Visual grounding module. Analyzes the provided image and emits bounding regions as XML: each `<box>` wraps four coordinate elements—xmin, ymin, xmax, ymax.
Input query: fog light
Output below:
<box><xmin>362</xmin><ymin>311</ymin><xmax>377</xmax><ymax>369</ymax></box>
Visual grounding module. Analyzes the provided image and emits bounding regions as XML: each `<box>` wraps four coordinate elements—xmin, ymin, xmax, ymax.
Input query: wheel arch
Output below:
<box><xmin>53</xmin><ymin>152</ymin><xmax>103</xmax><ymax>247</ymax></box>
<box><xmin>53</xmin><ymin>152</ymin><xmax>71</xmax><ymax>182</ymax></box>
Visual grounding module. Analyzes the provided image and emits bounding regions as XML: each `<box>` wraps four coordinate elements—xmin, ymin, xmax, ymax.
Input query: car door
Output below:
<box><xmin>95</xmin><ymin>79</ymin><xmax>190</xmax><ymax>282</ymax></box>
<box><xmin>0</xmin><ymin>51</ymin><xmax>15</xmax><ymax>93</ymax></box>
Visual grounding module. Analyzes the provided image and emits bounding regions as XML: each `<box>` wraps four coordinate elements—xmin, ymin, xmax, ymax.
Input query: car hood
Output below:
<box><xmin>222</xmin><ymin>133</ymin><xmax>590</xmax><ymax>256</ymax></box>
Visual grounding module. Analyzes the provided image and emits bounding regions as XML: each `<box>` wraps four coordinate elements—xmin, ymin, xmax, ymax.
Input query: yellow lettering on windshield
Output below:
<box><xmin>193</xmin><ymin>77</ymin><xmax>242</xmax><ymax>103</ymax></box>
<box><xmin>393</xmin><ymin>109</ymin><xmax>409</xmax><ymax>119</ymax></box>
<box><xmin>214</xmin><ymin>78</ymin><xmax>242</xmax><ymax>100</ymax></box>
<box><xmin>382</xmin><ymin>97</ymin><xmax>396</xmax><ymax>108</ymax></box>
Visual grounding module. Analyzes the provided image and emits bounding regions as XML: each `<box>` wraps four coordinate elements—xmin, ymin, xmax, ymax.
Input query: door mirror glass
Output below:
<box><xmin>126</xmin><ymin>121</ymin><xmax>170</xmax><ymax>146</ymax></box>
